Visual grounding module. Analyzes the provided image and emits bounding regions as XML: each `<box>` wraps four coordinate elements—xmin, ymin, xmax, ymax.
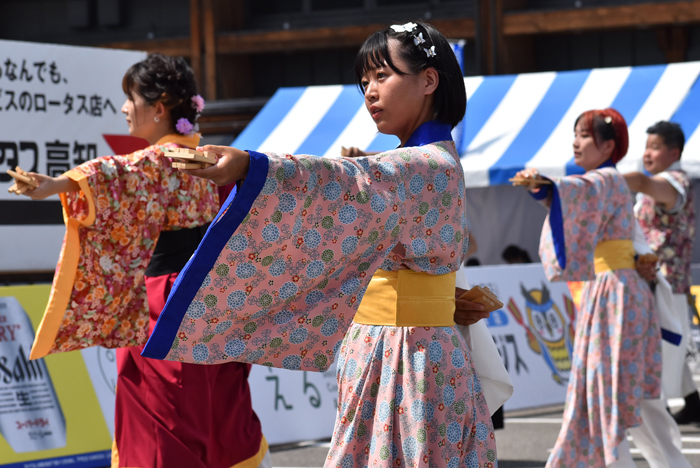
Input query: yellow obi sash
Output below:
<box><xmin>353</xmin><ymin>269</ymin><xmax>456</xmax><ymax>327</ymax></box>
<box><xmin>594</xmin><ymin>239</ymin><xmax>635</xmax><ymax>274</ymax></box>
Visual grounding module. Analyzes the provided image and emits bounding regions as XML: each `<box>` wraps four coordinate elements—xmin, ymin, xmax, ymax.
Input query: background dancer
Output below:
<box><xmin>624</xmin><ymin>121</ymin><xmax>700</xmax><ymax>425</ymax></box>
<box><xmin>13</xmin><ymin>54</ymin><xmax>269</xmax><ymax>468</ymax></box>
<box><xmin>514</xmin><ymin>108</ymin><xmax>689</xmax><ymax>467</ymax></box>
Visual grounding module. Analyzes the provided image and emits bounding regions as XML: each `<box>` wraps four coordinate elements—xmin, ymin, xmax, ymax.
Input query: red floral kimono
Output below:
<box><xmin>30</xmin><ymin>134</ymin><xmax>266</xmax><ymax>468</ymax></box>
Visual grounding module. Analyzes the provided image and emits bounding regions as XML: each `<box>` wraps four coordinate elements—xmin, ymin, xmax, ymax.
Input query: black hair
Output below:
<box><xmin>502</xmin><ymin>245</ymin><xmax>532</xmax><ymax>264</ymax></box>
<box><xmin>646</xmin><ymin>121</ymin><xmax>685</xmax><ymax>155</ymax></box>
<box><xmin>465</xmin><ymin>257</ymin><xmax>481</xmax><ymax>267</ymax></box>
<box><xmin>354</xmin><ymin>21</ymin><xmax>466</xmax><ymax>128</ymax></box>
<box><xmin>122</xmin><ymin>53</ymin><xmax>200</xmax><ymax>132</ymax></box>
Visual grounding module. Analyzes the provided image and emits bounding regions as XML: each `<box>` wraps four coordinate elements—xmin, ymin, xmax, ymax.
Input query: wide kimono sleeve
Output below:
<box><xmin>537</xmin><ymin>170</ymin><xmax>618</xmax><ymax>283</ymax></box>
<box><xmin>143</xmin><ymin>143</ymin><xmax>466</xmax><ymax>371</ymax></box>
<box><xmin>30</xmin><ymin>147</ymin><xmax>218</xmax><ymax>359</ymax></box>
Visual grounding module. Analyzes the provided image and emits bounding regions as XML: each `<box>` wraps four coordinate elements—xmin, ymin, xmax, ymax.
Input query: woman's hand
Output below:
<box><xmin>341</xmin><ymin>146</ymin><xmax>367</xmax><ymax>158</ymax></box>
<box><xmin>182</xmin><ymin>145</ymin><xmax>250</xmax><ymax>186</ymax></box>
<box><xmin>12</xmin><ymin>173</ymin><xmax>77</xmax><ymax>200</ymax></box>
<box><xmin>341</xmin><ymin>147</ymin><xmax>379</xmax><ymax>158</ymax></box>
<box><xmin>454</xmin><ymin>287</ymin><xmax>490</xmax><ymax>326</ymax></box>
<box><xmin>513</xmin><ymin>168</ymin><xmax>545</xmax><ymax>192</ymax></box>
<box><xmin>635</xmin><ymin>254</ymin><xmax>658</xmax><ymax>283</ymax></box>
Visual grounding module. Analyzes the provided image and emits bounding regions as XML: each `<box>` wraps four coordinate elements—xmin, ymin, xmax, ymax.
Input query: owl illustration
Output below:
<box><xmin>508</xmin><ymin>283</ymin><xmax>575</xmax><ymax>385</ymax></box>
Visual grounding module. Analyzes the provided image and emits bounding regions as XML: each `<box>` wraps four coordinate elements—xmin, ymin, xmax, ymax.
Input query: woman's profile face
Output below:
<box><xmin>573</xmin><ymin>119</ymin><xmax>610</xmax><ymax>171</ymax></box>
<box><xmin>360</xmin><ymin>39</ymin><xmax>429</xmax><ymax>144</ymax></box>
<box><xmin>121</xmin><ymin>91</ymin><xmax>158</xmax><ymax>140</ymax></box>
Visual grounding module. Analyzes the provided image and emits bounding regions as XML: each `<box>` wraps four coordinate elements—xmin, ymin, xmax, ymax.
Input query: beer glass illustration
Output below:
<box><xmin>0</xmin><ymin>297</ymin><xmax>66</xmax><ymax>452</ymax></box>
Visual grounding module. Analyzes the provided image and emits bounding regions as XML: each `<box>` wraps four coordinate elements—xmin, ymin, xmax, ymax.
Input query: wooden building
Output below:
<box><xmin>2</xmin><ymin>0</ymin><xmax>700</xmax><ymax>140</ymax></box>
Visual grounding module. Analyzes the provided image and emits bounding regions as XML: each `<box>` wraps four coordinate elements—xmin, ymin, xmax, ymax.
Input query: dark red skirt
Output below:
<box><xmin>113</xmin><ymin>273</ymin><xmax>265</xmax><ymax>468</ymax></box>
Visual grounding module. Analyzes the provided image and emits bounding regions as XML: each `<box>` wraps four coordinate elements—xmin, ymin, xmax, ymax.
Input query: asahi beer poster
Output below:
<box><xmin>0</xmin><ymin>285</ymin><xmax>114</xmax><ymax>468</ymax></box>
<box><xmin>0</xmin><ymin>39</ymin><xmax>146</xmax><ymax>273</ymax></box>
<box><xmin>0</xmin><ymin>297</ymin><xmax>66</xmax><ymax>454</ymax></box>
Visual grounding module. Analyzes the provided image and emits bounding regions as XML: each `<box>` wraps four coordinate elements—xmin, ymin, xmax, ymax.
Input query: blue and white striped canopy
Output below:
<box><xmin>232</xmin><ymin>62</ymin><xmax>700</xmax><ymax>188</ymax></box>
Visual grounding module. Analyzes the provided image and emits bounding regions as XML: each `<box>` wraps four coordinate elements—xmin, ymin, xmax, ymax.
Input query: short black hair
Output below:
<box><xmin>465</xmin><ymin>258</ymin><xmax>481</xmax><ymax>266</ymax></box>
<box><xmin>646</xmin><ymin>121</ymin><xmax>685</xmax><ymax>155</ymax></box>
<box><xmin>502</xmin><ymin>245</ymin><xmax>531</xmax><ymax>263</ymax></box>
<box><xmin>122</xmin><ymin>53</ymin><xmax>200</xmax><ymax>133</ymax></box>
<box><xmin>354</xmin><ymin>21</ymin><xmax>466</xmax><ymax>128</ymax></box>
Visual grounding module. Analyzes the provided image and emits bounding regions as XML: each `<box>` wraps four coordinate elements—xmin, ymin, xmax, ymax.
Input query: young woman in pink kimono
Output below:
<box><xmin>143</xmin><ymin>22</ymin><xmax>497</xmax><ymax>468</ymax></box>
<box><xmin>516</xmin><ymin>108</ymin><xmax>689</xmax><ymax>468</ymax></box>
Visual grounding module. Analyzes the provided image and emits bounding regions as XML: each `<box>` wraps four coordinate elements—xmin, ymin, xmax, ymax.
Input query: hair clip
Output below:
<box><xmin>604</xmin><ymin>116</ymin><xmax>612</xmax><ymax>124</ymax></box>
<box><xmin>390</xmin><ymin>22</ymin><xmax>417</xmax><ymax>33</ymax></box>
<box><xmin>413</xmin><ymin>32</ymin><xmax>426</xmax><ymax>46</ymax></box>
<box><xmin>424</xmin><ymin>46</ymin><xmax>437</xmax><ymax>58</ymax></box>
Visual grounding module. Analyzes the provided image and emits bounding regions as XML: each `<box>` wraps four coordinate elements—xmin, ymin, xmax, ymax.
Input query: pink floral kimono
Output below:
<box><xmin>535</xmin><ymin>167</ymin><xmax>662</xmax><ymax>467</ymax></box>
<box><xmin>144</xmin><ymin>121</ymin><xmax>497</xmax><ymax>467</ymax></box>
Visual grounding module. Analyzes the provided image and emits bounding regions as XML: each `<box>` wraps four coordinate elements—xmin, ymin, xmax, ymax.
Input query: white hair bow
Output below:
<box><xmin>390</xmin><ymin>22</ymin><xmax>418</xmax><ymax>33</ymax></box>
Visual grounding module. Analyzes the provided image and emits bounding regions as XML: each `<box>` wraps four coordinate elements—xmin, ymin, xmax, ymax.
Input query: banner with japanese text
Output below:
<box><xmin>0</xmin><ymin>263</ymin><xmax>577</xmax><ymax>465</ymax></box>
<box><xmin>0</xmin><ymin>39</ymin><xmax>147</xmax><ymax>273</ymax></box>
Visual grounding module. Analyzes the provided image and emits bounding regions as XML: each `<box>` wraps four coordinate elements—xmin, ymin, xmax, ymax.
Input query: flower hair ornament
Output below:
<box><xmin>176</xmin><ymin>94</ymin><xmax>206</xmax><ymax>135</ymax></box>
<box><xmin>191</xmin><ymin>94</ymin><xmax>205</xmax><ymax>113</ymax></box>
<box><xmin>389</xmin><ymin>22</ymin><xmax>438</xmax><ymax>58</ymax></box>
<box><xmin>176</xmin><ymin>118</ymin><xmax>194</xmax><ymax>135</ymax></box>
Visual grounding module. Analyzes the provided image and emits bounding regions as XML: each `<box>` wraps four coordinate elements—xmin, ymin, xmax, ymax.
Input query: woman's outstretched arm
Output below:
<box><xmin>14</xmin><ymin>173</ymin><xmax>80</xmax><ymax>200</ymax></box>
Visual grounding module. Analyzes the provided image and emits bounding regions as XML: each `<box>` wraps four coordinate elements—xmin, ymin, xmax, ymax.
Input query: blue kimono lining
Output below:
<box><xmin>530</xmin><ymin>159</ymin><xmax>617</xmax><ymax>271</ymax></box>
<box><xmin>530</xmin><ymin>181</ymin><xmax>566</xmax><ymax>270</ymax></box>
<box><xmin>142</xmin><ymin>151</ymin><xmax>269</xmax><ymax>359</ymax></box>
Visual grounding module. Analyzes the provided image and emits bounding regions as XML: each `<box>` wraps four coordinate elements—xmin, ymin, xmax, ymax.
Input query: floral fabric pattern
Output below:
<box><xmin>327</xmin><ymin>324</ymin><xmax>496</xmax><ymax>468</ymax></box>
<box><xmin>635</xmin><ymin>170</ymin><xmax>695</xmax><ymax>294</ymax></box>
<box><xmin>160</xmin><ymin>142</ymin><xmax>468</xmax><ymax>370</ymax></box>
<box><xmin>146</xmin><ymin>139</ymin><xmax>497</xmax><ymax>467</ymax></box>
<box><xmin>49</xmin><ymin>142</ymin><xmax>218</xmax><ymax>354</ymax></box>
<box><xmin>540</xmin><ymin>168</ymin><xmax>662</xmax><ymax>467</ymax></box>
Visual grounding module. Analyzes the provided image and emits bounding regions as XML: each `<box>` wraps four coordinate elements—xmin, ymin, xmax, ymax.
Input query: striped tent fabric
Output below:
<box><xmin>232</xmin><ymin>62</ymin><xmax>700</xmax><ymax>188</ymax></box>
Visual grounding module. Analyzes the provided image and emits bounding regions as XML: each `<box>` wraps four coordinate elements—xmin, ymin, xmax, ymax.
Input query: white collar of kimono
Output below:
<box><xmin>402</xmin><ymin>121</ymin><xmax>453</xmax><ymax>148</ymax></box>
<box><xmin>156</xmin><ymin>132</ymin><xmax>202</xmax><ymax>149</ymax></box>
<box><xmin>666</xmin><ymin>160</ymin><xmax>682</xmax><ymax>172</ymax></box>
